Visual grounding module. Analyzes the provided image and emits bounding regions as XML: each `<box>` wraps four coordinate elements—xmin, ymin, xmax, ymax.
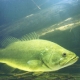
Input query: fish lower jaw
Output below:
<box><xmin>61</xmin><ymin>56</ymin><xmax>79</xmax><ymax>69</ymax></box>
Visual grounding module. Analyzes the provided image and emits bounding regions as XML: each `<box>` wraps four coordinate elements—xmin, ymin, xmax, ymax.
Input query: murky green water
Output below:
<box><xmin>0</xmin><ymin>0</ymin><xmax>80</xmax><ymax>80</ymax></box>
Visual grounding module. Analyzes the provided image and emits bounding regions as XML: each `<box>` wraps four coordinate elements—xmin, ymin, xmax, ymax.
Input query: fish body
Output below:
<box><xmin>0</xmin><ymin>36</ymin><xmax>79</xmax><ymax>73</ymax></box>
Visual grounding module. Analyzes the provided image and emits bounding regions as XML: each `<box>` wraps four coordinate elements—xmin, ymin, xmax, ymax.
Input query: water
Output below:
<box><xmin>0</xmin><ymin>0</ymin><xmax>80</xmax><ymax>80</ymax></box>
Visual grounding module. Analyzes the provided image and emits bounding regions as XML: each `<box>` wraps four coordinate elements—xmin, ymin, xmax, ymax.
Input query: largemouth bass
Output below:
<box><xmin>0</xmin><ymin>33</ymin><xmax>79</xmax><ymax>74</ymax></box>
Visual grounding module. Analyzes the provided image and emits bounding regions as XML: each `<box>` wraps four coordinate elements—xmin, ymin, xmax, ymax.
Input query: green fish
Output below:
<box><xmin>0</xmin><ymin>33</ymin><xmax>79</xmax><ymax>74</ymax></box>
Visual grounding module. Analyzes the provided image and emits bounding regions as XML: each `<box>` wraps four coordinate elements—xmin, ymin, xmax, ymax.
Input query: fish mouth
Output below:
<box><xmin>65</xmin><ymin>56</ymin><xmax>79</xmax><ymax>66</ymax></box>
<box><xmin>69</xmin><ymin>56</ymin><xmax>79</xmax><ymax>63</ymax></box>
<box><xmin>61</xmin><ymin>56</ymin><xmax>79</xmax><ymax>67</ymax></box>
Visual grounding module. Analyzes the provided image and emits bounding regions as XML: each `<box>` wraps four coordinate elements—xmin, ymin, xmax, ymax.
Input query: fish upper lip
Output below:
<box><xmin>71</xmin><ymin>56</ymin><xmax>79</xmax><ymax>61</ymax></box>
<box><xmin>67</xmin><ymin>56</ymin><xmax>79</xmax><ymax>64</ymax></box>
<box><xmin>62</xmin><ymin>56</ymin><xmax>79</xmax><ymax>66</ymax></box>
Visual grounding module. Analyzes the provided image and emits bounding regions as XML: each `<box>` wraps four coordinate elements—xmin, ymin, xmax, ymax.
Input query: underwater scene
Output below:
<box><xmin>0</xmin><ymin>0</ymin><xmax>80</xmax><ymax>80</ymax></box>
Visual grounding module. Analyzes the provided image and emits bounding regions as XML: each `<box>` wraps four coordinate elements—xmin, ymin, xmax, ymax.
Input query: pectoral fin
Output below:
<box><xmin>27</xmin><ymin>60</ymin><xmax>42</xmax><ymax>69</ymax></box>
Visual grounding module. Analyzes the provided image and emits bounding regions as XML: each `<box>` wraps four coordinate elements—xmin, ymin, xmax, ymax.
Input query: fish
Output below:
<box><xmin>0</xmin><ymin>33</ymin><xmax>79</xmax><ymax>74</ymax></box>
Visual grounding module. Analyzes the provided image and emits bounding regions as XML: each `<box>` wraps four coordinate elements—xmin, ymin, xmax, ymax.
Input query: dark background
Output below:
<box><xmin>0</xmin><ymin>0</ymin><xmax>62</xmax><ymax>26</ymax></box>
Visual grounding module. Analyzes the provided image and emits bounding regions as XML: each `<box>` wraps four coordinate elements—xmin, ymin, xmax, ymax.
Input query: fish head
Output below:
<box><xmin>41</xmin><ymin>43</ymin><xmax>79</xmax><ymax>71</ymax></box>
<box><xmin>56</xmin><ymin>49</ymin><xmax>79</xmax><ymax>70</ymax></box>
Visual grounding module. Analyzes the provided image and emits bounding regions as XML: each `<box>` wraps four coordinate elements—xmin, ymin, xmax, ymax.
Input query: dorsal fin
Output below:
<box><xmin>1</xmin><ymin>37</ymin><xmax>20</xmax><ymax>47</ymax></box>
<box><xmin>21</xmin><ymin>32</ymin><xmax>39</xmax><ymax>41</ymax></box>
<box><xmin>1</xmin><ymin>32</ymin><xmax>39</xmax><ymax>47</ymax></box>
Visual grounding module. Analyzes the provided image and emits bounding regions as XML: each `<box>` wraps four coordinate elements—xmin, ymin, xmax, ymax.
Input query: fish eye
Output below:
<box><xmin>62</xmin><ymin>53</ymin><xmax>66</xmax><ymax>57</ymax></box>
